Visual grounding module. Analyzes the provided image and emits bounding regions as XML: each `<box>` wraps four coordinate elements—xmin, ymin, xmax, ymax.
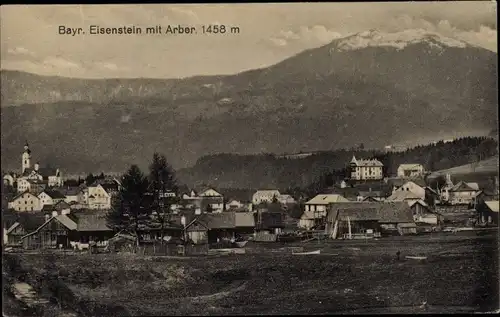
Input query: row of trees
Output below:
<box><xmin>106</xmin><ymin>153</ymin><xmax>179</xmax><ymax>245</ymax></box>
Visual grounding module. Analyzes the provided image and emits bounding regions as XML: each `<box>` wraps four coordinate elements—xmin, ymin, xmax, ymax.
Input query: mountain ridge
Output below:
<box><xmin>1</xmin><ymin>29</ymin><xmax>497</xmax><ymax>173</ymax></box>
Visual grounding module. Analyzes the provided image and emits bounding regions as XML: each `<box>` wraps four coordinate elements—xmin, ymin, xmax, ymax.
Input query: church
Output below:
<box><xmin>3</xmin><ymin>142</ymin><xmax>63</xmax><ymax>193</ymax></box>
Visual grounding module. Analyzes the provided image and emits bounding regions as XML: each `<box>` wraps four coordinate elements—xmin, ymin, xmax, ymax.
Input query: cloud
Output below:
<box><xmin>43</xmin><ymin>57</ymin><xmax>80</xmax><ymax>69</ymax></box>
<box><xmin>7</xmin><ymin>46</ymin><xmax>36</xmax><ymax>57</ymax></box>
<box><xmin>270</xmin><ymin>25</ymin><xmax>343</xmax><ymax>47</ymax></box>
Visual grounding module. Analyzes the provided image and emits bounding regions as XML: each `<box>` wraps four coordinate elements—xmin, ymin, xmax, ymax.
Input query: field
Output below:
<box><xmin>3</xmin><ymin>231</ymin><xmax>499</xmax><ymax>316</ymax></box>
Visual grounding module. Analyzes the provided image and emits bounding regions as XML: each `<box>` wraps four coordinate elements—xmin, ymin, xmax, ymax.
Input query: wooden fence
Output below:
<box><xmin>138</xmin><ymin>242</ymin><xmax>209</xmax><ymax>256</ymax></box>
<box><xmin>253</xmin><ymin>232</ymin><xmax>277</xmax><ymax>242</ymax></box>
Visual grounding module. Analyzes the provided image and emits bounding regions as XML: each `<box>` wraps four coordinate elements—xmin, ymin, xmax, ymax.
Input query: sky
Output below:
<box><xmin>1</xmin><ymin>2</ymin><xmax>497</xmax><ymax>79</ymax></box>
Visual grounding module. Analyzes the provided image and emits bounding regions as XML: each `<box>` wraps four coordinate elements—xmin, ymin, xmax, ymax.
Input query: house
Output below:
<box><xmin>325</xmin><ymin>186</ymin><xmax>360</xmax><ymax>201</ymax></box>
<box><xmin>21</xmin><ymin>212</ymin><xmax>77</xmax><ymax>249</ymax></box>
<box><xmin>184</xmin><ymin>211</ymin><xmax>255</xmax><ymax>244</ymax></box>
<box><xmin>200</xmin><ymin>196</ymin><xmax>225</xmax><ymax>213</ymax></box>
<box><xmin>324</xmin><ymin>201</ymin><xmax>417</xmax><ymax>237</ymax></box>
<box><xmin>59</xmin><ymin>186</ymin><xmax>80</xmax><ymax>204</ymax></box>
<box><xmin>3</xmin><ymin>173</ymin><xmax>17</xmax><ymax>186</ymax></box>
<box><xmin>198</xmin><ymin>187</ymin><xmax>223</xmax><ymax>198</ymax></box>
<box><xmin>252</xmin><ymin>190</ymin><xmax>281</xmax><ymax>205</ymax></box>
<box><xmin>299</xmin><ymin>194</ymin><xmax>350</xmax><ymax>229</ymax></box>
<box><xmin>448</xmin><ymin>181</ymin><xmax>481</xmax><ymax>205</ymax></box>
<box><xmin>349</xmin><ymin>156</ymin><xmax>383</xmax><ymax>180</ymax></box>
<box><xmin>225</xmin><ymin>199</ymin><xmax>253</xmax><ymax>212</ymax></box>
<box><xmin>325</xmin><ymin>206</ymin><xmax>380</xmax><ymax>239</ymax></box>
<box><xmin>20</xmin><ymin>210</ymin><xmax>117</xmax><ymax>250</ymax></box>
<box><xmin>477</xmin><ymin>201</ymin><xmax>499</xmax><ymax>225</ymax></box>
<box><xmin>255</xmin><ymin>211</ymin><xmax>285</xmax><ymax>235</ymax></box>
<box><xmin>8</xmin><ymin>191</ymin><xmax>41</xmax><ymax>212</ymax></box>
<box><xmin>377</xmin><ymin>201</ymin><xmax>417</xmax><ymax>235</ymax></box>
<box><xmin>278</xmin><ymin>194</ymin><xmax>296</xmax><ymax>205</ymax></box>
<box><xmin>27</xmin><ymin>179</ymin><xmax>48</xmax><ymax>195</ymax></box>
<box><xmin>397</xmin><ymin>164</ymin><xmax>425</xmax><ymax>178</ymax></box>
<box><xmin>391</xmin><ymin>181</ymin><xmax>426</xmax><ymax>199</ymax></box>
<box><xmin>38</xmin><ymin>189</ymin><xmax>66</xmax><ymax>209</ymax></box>
<box><xmin>386</xmin><ymin>190</ymin><xmax>422</xmax><ymax>205</ymax></box>
<box><xmin>87</xmin><ymin>184</ymin><xmax>112</xmax><ymax>210</ymax></box>
<box><xmin>41</xmin><ymin>200</ymin><xmax>72</xmax><ymax>214</ymax></box>
<box><xmin>408</xmin><ymin>200</ymin><xmax>444</xmax><ymax>225</ymax></box>
<box><xmin>4</xmin><ymin>213</ymin><xmax>47</xmax><ymax>246</ymax></box>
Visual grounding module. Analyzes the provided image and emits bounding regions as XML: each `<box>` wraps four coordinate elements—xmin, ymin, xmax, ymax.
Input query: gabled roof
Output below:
<box><xmin>306</xmin><ymin>194</ymin><xmax>350</xmax><ymax>205</ymax></box>
<box><xmin>484</xmin><ymin>201</ymin><xmax>499</xmax><ymax>213</ymax></box>
<box><xmin>450</xmin><ymin>181</ymin><xmax>480</xmax><ymax>192</ymax></box>
<box><xmin>326</xmin><ymin>201</ymin><xmax>414</xmax><ymax>224</ymax></box>
<box><xmin>37</xmin><ymin>167</ymin><xmax>58</xmax><ymax>177</ymax></box>
<box><xmin>235</xmin><ymin>212</ymin><xmax>255</xmax><ymax>227</ymax></box>
<box><xmin>338</xmin><ymin>208</ymin><xmax>379</xmax><ymax>221</ymax></box>
<box><xmin>21</xmin><ymin>214</ymin><xmax>77</xmax><ymax>239</ymax></box>
<box><xmin>70</xmin><ymin>212</ymin><xmax>112</xmax><ymax>231</ymax></box>
<box><xmin>350</xmin><ymin>158</ymin><xmax>383</xmax><ymax>167</ymax></box>
<box><xmin>386</xmin><ymin>190</ymin><xmax>422</xmax><ymax>202</ymax></box>
<box><xmin>253</xmin><ymin>189</ymin><xmax>281</xmax><ymax>196</ymax></box>
<box><xmin>189</xmin><ymin>212</ymin><xmax>236</xmax><ymax>230</ymax></box>
<box><xmin>11</xmin><ymin>190</ymin><xmax>38</xmax><ymax>202</ymax></box>
<box><xmin>39</xmin><ymin>189</ymin><xmax>66</xmax><ymax>200</ymax></box>
<box><xmin>7</xmin><ymin>213</ymin><xmax>47</xmax><ymax>234</ymax></box>
<box><xmin>358</xmin><ymin>191</ymin><xmax>384</xmax><ymax>198</ymax></box>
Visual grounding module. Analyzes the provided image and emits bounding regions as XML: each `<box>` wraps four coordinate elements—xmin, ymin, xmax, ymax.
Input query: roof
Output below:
<box><xmin>57</xmin><ymin>186</ymin><xmax>82</xmax><ymax>196</ymax></box>
<box><xmin>37</xmin><ymin>167</ymin><xmax>58</xmax><ymax>177</ymax></box>
<box><xmin>306</xmin><ymin>194</ymin><xmax>350</xmax><ymax>205</ymax></box>
<box><xmin>326</xmin><ymin>201</ymin><xmax>415</xmax><ymax>224</ymax></box>
<box><xmin>484</xmin><ymin>201</ymin><xmax>499</xmax><ymax>213</ymax></box>
<box><xmin>11</xmin><ymin>191</ymin><xmax>38</xmax><ymax>202</ymax></box>
<box><xmin>337</xmin><ymin>208</ymin><xmax>379</xmax><ymax>221</ymax></box>
<box><xmin>253</xmin><ymin>190</ymin><xmax>281</xmax><ymax>196</ymax></box>
<box><xmin>377</xmin><ymin>202</ymin><xmax>415</xmax><ymax>223</ymax></box>
<box><xmin>386</xmin><ymin>190</ymin><xmax>422</xmax><ymax>202</ymax></box>
<box><xmin>40</xmin><ymin>189</ymin><xmax>66</xmax><ymax>199</ymax></box>
<box><xmin>358</xmin><ymin>191</ymin><xmax>384</xmax><ymax>198</ymax></box>
<box><xmin>9</xmin><ymin>213</ymin><xmax>47</xmax><ymax>233</ymax></box>
<box><xmin>55</xmin><ymin>214</ymin><xmax>78</xmax><ymax>230</ymax></box>
<box><xmin>190</xmin><ymin>212</ymin><xmax>236</xmax><ymax>230</ymax></box>
<box><xmin>27</xmin><ymin>179</ymin><xmax>48</xmax><ymax>185</ymax></box>
<box><xmin>398</xmin><ymin>164</ymin><xmax>424</xmax><ymax>170</ymax></box>
<box><xmin>350</xmin><ymin>156</ymin><xmax>383</xmax><ymax>167</ymax></box>
<box><xmin>70</xmin><ymin>212</ymin><xmax>112</xmax><ymax>231</ymax></box>
<box><xmin>235</xmin><ymin>212</ymin><xmax>255</xmax><ymax>227</ymax></box>
<box><xmin>98</xmin><ymin>182</ymin><xmax>120</xmax><ymax>193</ymax></box>
<box><xmin>451</xmin><ymin>181</ymin><xmax>480</xmax><ymax>192</ymax></box>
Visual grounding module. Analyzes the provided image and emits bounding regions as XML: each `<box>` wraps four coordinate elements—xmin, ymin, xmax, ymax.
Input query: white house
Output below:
<box><xmin>17</xmin><ymin>178</ymin><xmax>31</xmax><ymax>193</ymax></box>
<box><xmin>349</xmin><ymin>156</ymin><xmax>383</xmax><ymax>180</ymax></box>
<box><xmin>397</xmin><ymin>164</ymin><xmax>425</xmax><ymax>178</ymax></box>
<box><xmin>198</xmin><ymin>188</ymin><xmax>222</xmax><ymax>197</ymax></box>
<box><xmin>392</xmin><ymin>181</ymin><xmax>426</xmax><ymax>200</ymax></box>
<box><xmin>448</xmin><ymin>181</ymin><xmax>481</xmax><ymax>205</ymax></box>
<box><xmin>87</xmin><ymin>184</ymin><xmax>112</xmax><ymax>210</ymax></box>
<box><xmin>303</xmin><ymin>194</ymin><xmax>350</xmax><ymax>216</ymax></box>
<box><xmin>278</xmin><ymin>194</ymin><xmax>296</xmax><ymax>205</ymax></box>
<box><xmin>252</xmin><ymin>190</ymin><xmax>281</xmax><ymax>205</ymax></box>
<box><xmin>38</xmin><ymin>190</ymin><xmax>66</xmax><ymax>209</ymax></box>
<box><xmin>8</xmin><ymin>191</ymin><xmax>41</xmax><ymax>212</ymax></box>
<box><xmin>225</xmin><ymin>199</ymin><xmax>253</xmax><ymax>212</ymax></box>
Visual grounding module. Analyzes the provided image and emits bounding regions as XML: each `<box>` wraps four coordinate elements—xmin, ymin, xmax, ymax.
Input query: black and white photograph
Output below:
<box><xmin>1</xmin><ymin>2</ymin><xmax>499</xmax><ymax>315</ymax></box>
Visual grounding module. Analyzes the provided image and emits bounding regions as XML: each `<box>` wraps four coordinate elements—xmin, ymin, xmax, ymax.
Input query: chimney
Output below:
<box><xmin>61</xmin><ymin>209</ymin><xmax>70</xmax><ymax>215</ymax></box>
<box><xmin>52</xmin><ymin>211</ymin><xmax>58</xmax><ymax>217</ymax></box>
<box><xmin>34</xmin><ymin>162</ymin><xmax>40</xmax><ymax>171</ymax></box>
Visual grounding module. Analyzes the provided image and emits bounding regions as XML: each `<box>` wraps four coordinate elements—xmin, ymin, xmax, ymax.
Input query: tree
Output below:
<box><xmin>148</xmin><ymin>152</ymin><xmax>179</xmax><ymax>243</ymax></box>
<box><xmin>106</xmin><ymin>165</ymin><xmax>150</xmax><ymax>249</ymax></box>
<box><xmin>85</xmin><ymin>173</ymin><xmax>96</xmax><ymax>186</ymax></box>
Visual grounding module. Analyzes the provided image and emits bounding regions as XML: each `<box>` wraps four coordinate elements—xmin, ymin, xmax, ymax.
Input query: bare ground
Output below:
<box><xmin>3</xmin><ymin>231</ymin><xmax>499</xmax><ymax>316</ymax></box>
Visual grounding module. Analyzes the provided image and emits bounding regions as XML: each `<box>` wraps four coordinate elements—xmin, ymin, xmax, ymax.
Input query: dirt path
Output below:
<box><xmin>12</xmin><ymin>283</ymin><xmax>50</xmax><ymax>307</ymax></box>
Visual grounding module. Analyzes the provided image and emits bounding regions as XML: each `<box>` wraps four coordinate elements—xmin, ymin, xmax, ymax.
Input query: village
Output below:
<box><xmin>2</xmin><ymin>141</ymin><xmax>499</xmax><ymax>256</ymax></box>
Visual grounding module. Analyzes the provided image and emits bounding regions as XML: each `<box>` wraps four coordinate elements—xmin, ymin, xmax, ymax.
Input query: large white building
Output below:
<box><xmin>252</xmin><ymin>190</ymin><xmax>281</xmax><ymax>205</ymax></box>
<box><xmin>397</xmin><ymin>164</ymin><xmax>425</xmax><ymax>178</ymax></box>
<box><xmin>349</xmin><ymin>156</ymin><xmax>383</xmax><ymax>180</ymax></box>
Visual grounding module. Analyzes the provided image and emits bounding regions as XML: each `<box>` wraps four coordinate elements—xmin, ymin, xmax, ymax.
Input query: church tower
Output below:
<box><xmin>22</xmin><ymin>141</ymin><xmax>31</xmax><ymax>173</ymax></box>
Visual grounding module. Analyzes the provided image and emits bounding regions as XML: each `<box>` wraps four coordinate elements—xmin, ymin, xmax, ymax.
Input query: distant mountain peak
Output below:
<box><xmin>334</xmin><ymin>28</ymin><xmax>469</xmax><ymax>52</ymax></box>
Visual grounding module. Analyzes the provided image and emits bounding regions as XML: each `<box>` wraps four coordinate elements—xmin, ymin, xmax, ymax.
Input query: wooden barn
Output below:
<box><xmin>4</xmin><ymin>212</ymin><xmax>47</xmax><ymax>247</ymax></box>
<box><xmin>325</xmin><ymin>206</ymin><xmax>381</xmax><ymax>239</ymax></box>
